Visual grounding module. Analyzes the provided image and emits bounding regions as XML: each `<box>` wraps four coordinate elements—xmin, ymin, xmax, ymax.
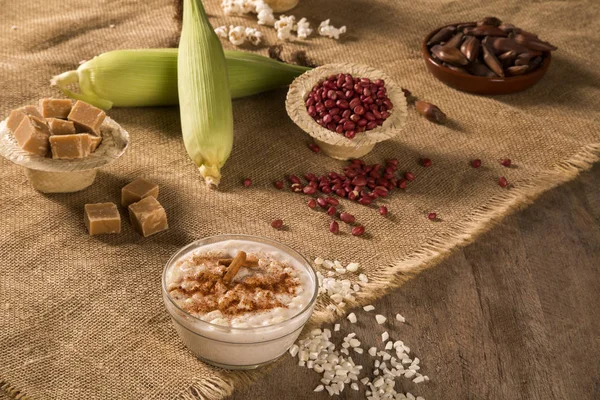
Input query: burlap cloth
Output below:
<box><xmin>1</xmin><ymin>0</ymin><xmax>598</xmax><ymax>399</ymax></box>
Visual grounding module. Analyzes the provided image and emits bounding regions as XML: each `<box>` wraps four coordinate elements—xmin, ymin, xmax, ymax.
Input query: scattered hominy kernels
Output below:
<box><xmin>314</xmin><ymin>384</ymin><xmax>324</xmax><ymax>392</ymax></box>
<box><xmin>359</xmin><ymin>273</ymin><xmax>369</xmax><ymax>283</ymax></box>
<box><xmin>351</xmin><ymin>383</ymin><xmax>359</xmax><ymax>390</ymax></box>
<box><xmin>347</xmin><ymin>313</ymin><xmax>357</xmax><ymax>323</ymax></box>
<box><xmin>354</xmin><ymin>348</ymin><xmax>363</xmax><ymax>354</ymax></box>
<box><xmin>363</xmin><ymin>305</ymin><xmax>375</xmax><ymax>312</ymax></box>
<box><xmin>385</xmin><ymin>341</ymin><xmax>393</xmax><ymax>350</ymax></box>
<box><xmin>368</xmin><ymin>347</ymin><xmax>377</xmax><ymax>356</ymax></box>
<box><xmin>396</xmin><ymin>313</ymin><xmax>406</xmax><ymax>323</ymax></box>
<box><xmin>314</xmin><ymin>257</ymin><xmax>324</xmax><ymax>265</ymax></box>
<box><xmin>382</xmin><ymin>332</ymin><xmax>389</xmax><ymax>341</ymax></box>
<box><xmin>346</xmin><ymin>262</ymin><xmax>360</xmax><ymax>272</ymax></box>
<box><xmin>375</xmin><ymin>314</ymin><xmax>387</xmax><ymax>324</ymax></box>
<box><xmin>334</xmin><ymin>324</ymin><xmax>340</xmax><ymax>331</ymax></box>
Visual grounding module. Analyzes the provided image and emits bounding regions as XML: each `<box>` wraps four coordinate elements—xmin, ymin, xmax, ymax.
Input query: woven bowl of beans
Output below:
<box><xmin>285</xmin><ymin>63</ymin><xmax>408</xmax><ymax>160</ymax></box>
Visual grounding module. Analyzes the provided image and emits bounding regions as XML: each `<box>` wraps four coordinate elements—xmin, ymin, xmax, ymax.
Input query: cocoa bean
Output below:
<box><xmin>514</xmin><ymin>53</ymin><xmax>531</xmax><ymax>66</ymax></box>
<box><xmin>431</xmin><ymin>45</ymin><xmax>469</xmax><ymax>66</ymax></box>
<box><xmin>442</xmin><ymin>62</ymin><xmax>468</xmax><ymax>73</ymax></box>
<box><xmin>446</xmin><ymin>32</ymin><xmax>465</xmax><ymax>48</ymax></box>
<box><xmin>465</xmin><ymin>61</ymin><xmax>497</xmax><ymax>77</ymax></box>
<box><xmin>427</xmin><ymin>26</ymin><xmax>456</xmax><ymax>46</ymax></box>
<box><xmin>415</xmin><ymin>101</ymin><xmax>446</xmax><ymax>124</ymax></box>
<box><xmin>457</xmin><ymin>22</ymin><xmax>477</xmax><ymax>31</ymax></box>
<box><xmin>460</xmin><ymin>36</ymin><xmax>480</xmax><ymax>62</ymax></box>
<box><xmin>470</xmin><ymin>25</ymin><xmax>509</xmax><ymax>37</ymax></box>
<box><xmin>482</xmin><ymin>41</ymin><xmax>505</xmax><ymax>77</ymax></box>
<box><xmin>514</xmin><ymin>34</ymin><xmax>558</xmax><ymax>51</ymax></box>
<box><xmin>506</xmin><ymin>65</ymin><xmax>529</xmax><ymax>76</ymax></box>
<box><xmin>477</xmin><ymin>16</ymin><xmax>502</xmax><ymax>27</ymax></box>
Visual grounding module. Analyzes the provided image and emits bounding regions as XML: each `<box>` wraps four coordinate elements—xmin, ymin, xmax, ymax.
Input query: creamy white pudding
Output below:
<box><xmin>162</xmin><ymin>235</ymin><xmax>318</xmax><ymax>369</ymax></box>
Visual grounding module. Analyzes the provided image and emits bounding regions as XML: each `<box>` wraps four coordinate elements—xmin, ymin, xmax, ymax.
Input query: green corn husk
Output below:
<box><xmin>178</xmin><ymin>0</ymin><xmax>232</xmax><ymax>187</ymax></box>
<box><xmin>51</xmin><ymin>49</ymin><xmax>310</xmax><ymax>110</ymax></box>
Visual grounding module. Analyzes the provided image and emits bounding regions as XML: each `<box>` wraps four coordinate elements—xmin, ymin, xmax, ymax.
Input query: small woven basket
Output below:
<box><xmin>0</xmin><ymin>116</ymin><xmax>129</xmax><ymax>193</ymax></box>
<box><xmin>286</xmin><ymin>63</ymin><xmax>408</xmax><ymax>160</ymax></box>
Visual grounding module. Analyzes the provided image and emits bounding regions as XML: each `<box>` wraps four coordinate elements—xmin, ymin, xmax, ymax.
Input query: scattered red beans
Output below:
<box><xmin>428</xmin><ymin>212</ymin><xmax>437</xmax><ymax>220</ymax></box>
<box><xmin>404</xmin><ymin>172</ymin><xmax>415</xmax><ymax>181</ymax></box>
<box><xmin>243</xmin><ymin>178</ymin><xmax>252</xmax><ymax>187</ymax></box>
<box><xmin>340</xmin><ymin>212</ymin><xmax>356</xmax><ymax>223</ymax></box>
<box><xmin>307</xmin><ymin>199</ymin><xmax>317</xmax><ymax>209</ymax></box>
<box><xmin>316</xmin><ymin>197</ymin><xmax>328</xmax><ymax>208</ymax></box>
<box><xmin>421</xmin><ymin>158</ymin><xmax>432</xmax><ymax>167</ymax></box>
<box><xmin>306</xmin><ymin>73</ymin><xmax>393</xmax><ymax>139</ymax></box>
<box><xmin>326</xmin><ymin>196</ymin><xmax>339</xmax><ymax>206</ymax></box>
<box><xmin>397</xmin><ymin>178</ymin><xmax>407</xmax><ymax>189</ymax></box>
<box><xmin>379</xmin><ymin>206</ymin><xmax>388</xmax><ymax>216</ymax></box>
<box><xmin>471</xmin><ymin>159</ymin><xmax>482</xmax><ymax>168</ymax></box>
<box><xmin>351</xmin><ymin>226</ymin><xmax>365</xmax><ymax>236</ymax></box>
<box><xmin>309</xmin><ymin>143</ymin><xmax>321</xmax><ymax>153</ymax></box>
<box><xmin>327</xmin><ymin>206</ymin><xmax>337</xmax><ymax>216</ymax></box>
<box><xmin>274</xmin><ymin>180</ymin><xmax>284</xmax><ymax>189</ymax></box>
<box><xmin>329</xmin><ymin>220</ymin><xmax>340</xmax><ymax>234</ymax></box>
<box><xmin>500</xmin><ymin>158</ymin><xmax>512</xmax><ymax>167</ymax></box>
<box><xmin>498</xmin><ymin>176</ymin><xmax>508</xmax><ymax>188</ymax></box>
<box><xmin>271</xmin><ymin>219</ymin><xmax>284</xmax><ymax>229</ymax></box>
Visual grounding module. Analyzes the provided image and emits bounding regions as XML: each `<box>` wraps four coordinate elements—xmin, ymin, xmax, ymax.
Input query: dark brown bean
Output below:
<box><xmin>482</xmin><ymin>41</ymin><xmax>505</xmax><ymax>77</ymax></box>
<box><xmin>445</xmin><ymin>32</ymin><xmax>464</xmax><ymax>48</ymax></box>
<box><xmin>477</xmin><ymin>16</ymin><xmax>502</xmax><ymax>27</ymax></box>
<box><xmin>506</xmin><ymin>65</ymin><xmax>529</xmax><ymax>76</ymax></box>
<box><xmin>415</xmin><ymin>101</ymin><xmax>446</xmax><ymax>124</ymax></box>
<box><xmin>465</xmin><ymin>61</ymin><xmax>498</xmax><ymax>77</ymax></box>
<box><xmin>457</xmin><ymin>22</ymin><xmax>477</xmax><ymax>31</ymax></box>
<box><xmin>443</xmin><ymin>62</ymin><xmax>468</xmax><ymax>73</ymax></box>
<box><xmin>460</xmin><ymin>35</ymin><xmax>480</xmax><ymax>62</ymax></box>
<box><xmin>427</xmin><ymin>26</ymin><xmax>456</xmax><ymax>46</ymax></box>
<box><xmin>470</xmin><ymin>25</ymin><xmax>508</xmax><ymax>37</ymax></box>
<box><xmin>514</xmin><ymin>34</ymin><xmax>557</xmax><ymax>51</ymax></box>
<box><xmin>430</xmin><ymin>45</ymin><xmax>469</xmax><ymax>66</ymax></box>
<box><xmin>515</xmin><ymin>53</ymin><xmax>531</xmax><ymax>66</ymax></box>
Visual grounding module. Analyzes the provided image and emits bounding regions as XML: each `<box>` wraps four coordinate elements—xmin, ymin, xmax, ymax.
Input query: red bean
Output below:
<box><xmin>303</xmin><ymin>186</ymin><xmax>317</xmax><ymax>194</ymax></box>
<box><xmin>243</xmin><ymin>178</ymin><xmax>252</xmax><ymax>187</ymax></box>
<box><xmin>288</xmin><ymin>175</ymin><xmax>301</xmax><ymax>184</ymax></box>
<box><xmin>471</xmin><ymin>159</ymin><xmax>482</xmax><ymax>168</ymax></box>
<box><xmin>404</xmin><ymin>172</ymin><xmax>415</xmax><ymax>181</ymax></box>
<box><xmin>307</xmin><ymin>199</ymin><xmax>317</xmax><ymax>209</ymax></box>
<box><xmin>421</xmin><ymin>158</ymin><xmax>432</xmax><ymax>167</ymax></box>
<box><xmin>500</xmin><ymin>159</ymin><xmax>512</xmax><ymax>167</ymax></box>
<box><xmin>340</xmin><ymin>212</ymin><xmax>355</xmax><ymax>223</ymax></box>
<box><xmin>274</xmin><ymin>180</ymin><xmax>284</xmax><ymax>189</ymax></box>
<box><xmin>326</xmin><ymin>197</ymin><xmax>339</xmax><ymax>206</ymax></box>
<box><xmin>397</xmin><ymin>178</ymin><xmax>407</xmax><ymax>189</ymax></box>
<box><xmin>351</xmin><ymin>226</ymin><xmax>365</xmax><ymax>236</ymax></box>
<box><xmin>498</xmin><ymin>176</ymin><xmax>508</xmax><ymax>188</ymax></box>
<box><xmin>345</xmin><ymin>131</ymin><xmax>356</xmax><ymax>139</ymax></box>
<box><xmin>379</xmin><ymin>206</ymin><xmax>388</xmax><ymax>216</ymax></box>
<box><xmin>271</xmin><ymin>219</ymin><xmax>284</xmax><ymax>229</ymax></box>
<box><xmin>358</xmin><ymin>197</ymin><xmax>372</xmax><ymax>205</ymax></box>
<box><xmin>427</xmin><ymin>213</ymin><xmax>437</xmax><ymax>220</ymax></box>
<box><xmin>329</xmin><ymin>220</ymin><xmax>340</xmax><ymax>234</ymax></box>
<box><xmin>316</xmin><ymin>197</ymin><xmax>328</xmax><ymax>208</ymax></box>
<box><xmin>327</xmin><ymin>206</ymin><xmax>337</xmax><ymax>216</ymax></box>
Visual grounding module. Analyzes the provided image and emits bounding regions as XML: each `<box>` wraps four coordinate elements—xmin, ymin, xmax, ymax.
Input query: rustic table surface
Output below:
<box><xmin>226</xmin><ymin>164</ymin><xmax>600</xmax><ymax>400</ymax></box>
<box><xmin>0</xmin><ymin>170</ymin><xmax>597</xmax><ymax>400</ymax></box>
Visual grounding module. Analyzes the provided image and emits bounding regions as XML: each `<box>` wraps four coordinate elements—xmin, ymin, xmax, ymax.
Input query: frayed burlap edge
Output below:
<box><xmin>2</xmin><ymin>144</ymin><xmax>599</xmax><ymax>400</ymax></box>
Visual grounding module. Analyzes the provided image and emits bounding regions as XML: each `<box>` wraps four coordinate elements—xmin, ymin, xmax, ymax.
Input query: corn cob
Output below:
<box><xmin>178</xmin><ymin>0</ymin><xmax>232</xmax><ymax>187</ymax></box>
<box><xmin>51</xmin><ymin>49</ymin><xmax>310</xmax><ymax>110</ymax></box>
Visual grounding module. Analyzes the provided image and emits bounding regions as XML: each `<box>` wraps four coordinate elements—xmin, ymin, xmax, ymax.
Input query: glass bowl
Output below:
<box><xmin>161</xmin><ymin>234</ymin><xmax>318</xmax><ymax>370</ymax></box>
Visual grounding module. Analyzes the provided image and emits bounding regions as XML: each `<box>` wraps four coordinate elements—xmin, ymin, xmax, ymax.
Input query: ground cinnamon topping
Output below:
<box><xmin>169</xmin><ymin>254</ymin><xmax>301</xmax><ymax>317</ymax></box>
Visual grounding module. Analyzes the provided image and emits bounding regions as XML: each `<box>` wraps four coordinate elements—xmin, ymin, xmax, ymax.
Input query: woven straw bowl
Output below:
<box><xmin>0</xmin><ymin>116</ymin><xmax>129</xmax><ymax>193</ymax></box>
<box><xmin>286</xmin><ymin>63</ymin><xmax>408</xmax><ymax>160</ymax></box>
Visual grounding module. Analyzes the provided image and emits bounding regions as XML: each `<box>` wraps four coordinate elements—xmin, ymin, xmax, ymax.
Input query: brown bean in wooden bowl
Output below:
<box><xmin>422</xmin><ymin>17</ymin><xmax>557</xmax><ymax>95</ymax></box>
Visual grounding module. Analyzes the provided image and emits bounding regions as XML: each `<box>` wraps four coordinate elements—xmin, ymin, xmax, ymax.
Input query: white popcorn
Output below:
<box><xmin>318</xmin><ymin>19</ymin><xmax>347</xmax><ymax>40</ymax></box>
<box><xmin>221</xmin><ymin>0</ymin><xmax>243</xmax><ymax>15</ymax></box>
<box><xmin>228</xmin><ymin>25</ymin><xmax>247</xmax><ymax>46</ymax></box>
<box><xmin>257</xmin><ymin>8</ymin><xmax>276</xmax><ymax>26</ymax></box>
<box><xmin>214</xmin><ymin>25</ymin><xmax>229</xmax><ymax>39</ymax></box>
<box><xmin>295</xmin><ymin>17</ymin><xmax>313</xmax><ymax>39</ymax></box>
<box><xmin>244</xmin><ymin>27</ymin><xmax>263</xmax><ymax>46</ymax></box>
<box><xmin>275</xmin><ymin>15</ymin><xmax>296</xmax><ymax>41</ymax></box>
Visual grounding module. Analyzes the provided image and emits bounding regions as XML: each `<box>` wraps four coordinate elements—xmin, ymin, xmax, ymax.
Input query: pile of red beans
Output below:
<box><xmin>305</xmin><ymin>73</ymin><xmax>394</xmax><ymax>139</ymax></box>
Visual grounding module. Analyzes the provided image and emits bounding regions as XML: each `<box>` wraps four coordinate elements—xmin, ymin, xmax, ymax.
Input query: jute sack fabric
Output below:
<box><xmin>1</xmin><ymin>0</ymin><xmax>599</xmax><ymax>399</ymax></box>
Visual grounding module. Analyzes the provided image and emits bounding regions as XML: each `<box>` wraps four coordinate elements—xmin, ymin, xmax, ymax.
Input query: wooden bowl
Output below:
<box><xmin>422</xmin><ymin>23</ymin><xmax>552</xmax><ymax>95</ymax></box>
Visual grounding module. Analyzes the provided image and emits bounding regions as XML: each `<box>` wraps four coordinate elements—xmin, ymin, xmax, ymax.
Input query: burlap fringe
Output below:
<box><xmin>2</xmin><ymin>145</ymin><xmax>599</xmax><ymax>400</ymax></box>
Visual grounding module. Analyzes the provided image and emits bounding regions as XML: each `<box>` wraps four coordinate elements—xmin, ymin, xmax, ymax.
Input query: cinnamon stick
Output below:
<box><xmin>222</xmin><ymin>251</ymin><xmax>247</xmax><ymax>284</ymax></box>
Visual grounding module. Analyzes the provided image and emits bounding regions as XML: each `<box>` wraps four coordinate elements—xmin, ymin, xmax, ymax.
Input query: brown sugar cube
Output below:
<box><xmin>128</xmin><ymin>196</ymin><xmax>168</xmax><ymax>237</ymax></box>
<box><xmin>6</xmin><ymin>109</ymin><xmax>27</xmax><ymax>132</ymax></box>
<box><xmin>84</xmin><ymin>202</ymin><xmax>121</xmax><ymax>235</ymax></box>
<box><xmin>39</xmin><ymin>98</ymin><xmax>72</xmax><ymax>119</ymax></box>
<box><xmin>67</xmin><ymin>100</ymin><xmax>106</xmax><ymax>134</ymax></box>
<box><xmin>121</xmin><ymin>178</ymin><xmax>159</xmax><ymax>207</ymax></box>
<box><xmin>14</xmin><ymin>116</ymin><xmax>51</xmax><ymax>156</ymax></box>
<box><xmin>19</xmin><ymin>105</ymin><xmax>44</xmax><ymax>120</ymax></box>
<box><xmin>89</xmin><ymin>135</ymin><xmax>102</xmax><ymax>152</ymax></box>
<box><xmin>47</xmin><ymin>118</ymin><xmax>76</xmax><ymax>135</ymax></box>
<box><xmin>49</xmin><ymin>134</ymin><xmax>91</xmax><ymax>159</ymax></box>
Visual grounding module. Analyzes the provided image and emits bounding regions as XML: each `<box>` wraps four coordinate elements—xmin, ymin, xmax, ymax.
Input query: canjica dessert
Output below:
<box><xmin>162</xmin><ymin>235</ymin><xmax>318</xmax><ymax>369</ymax></box>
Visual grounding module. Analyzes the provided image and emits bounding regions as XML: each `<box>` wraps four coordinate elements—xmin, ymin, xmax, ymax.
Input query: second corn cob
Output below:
<box><xmin>51</xmin><ymin>49</ymin><xmax>310</xmax><ymax>110</ymax></box>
